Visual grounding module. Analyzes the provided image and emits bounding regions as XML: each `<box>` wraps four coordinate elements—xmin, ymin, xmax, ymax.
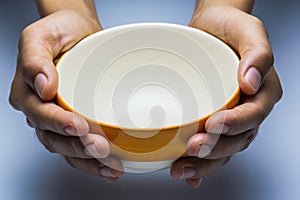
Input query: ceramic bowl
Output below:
<box><xmin>56</xmin><ymin>23</ymin><xmax>240</xmax><ymax>173</ymax></box>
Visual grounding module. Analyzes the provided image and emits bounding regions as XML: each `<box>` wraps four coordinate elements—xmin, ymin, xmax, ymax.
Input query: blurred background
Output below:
<box><xmin>0</xmin><ymin>0</ymin><xmax>299</xmax><ymax>199</ymax></box>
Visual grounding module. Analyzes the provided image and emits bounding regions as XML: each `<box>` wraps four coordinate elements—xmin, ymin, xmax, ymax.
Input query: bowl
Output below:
<box><xmin>56</xmin><ymin>23</ymin><xmax>240</xmax><ymax>173</ymax></box>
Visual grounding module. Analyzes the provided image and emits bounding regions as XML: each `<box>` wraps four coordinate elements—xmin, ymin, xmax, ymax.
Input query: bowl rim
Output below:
<box><xmin>56</xmin><ymin>22</ymin><xmax>240</xmax><ymax>131</ymax></box>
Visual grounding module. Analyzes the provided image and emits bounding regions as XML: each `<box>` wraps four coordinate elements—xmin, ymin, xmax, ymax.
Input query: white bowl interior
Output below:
<box><xmin>57</xmin><ymin>23</ymin><xmax>239</xmax><ymax>129</ymax></box>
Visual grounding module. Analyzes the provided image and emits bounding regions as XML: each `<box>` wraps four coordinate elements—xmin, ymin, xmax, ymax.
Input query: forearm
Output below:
<box><xmin>35</xmin><ymin>0</ymin><xmax>100</xmax><ymax>28</ymax></box>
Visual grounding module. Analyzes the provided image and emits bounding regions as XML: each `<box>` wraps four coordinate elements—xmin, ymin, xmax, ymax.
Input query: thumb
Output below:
<box><xmin>18</xmin><ymin>26</ymin><xmax>59</xmax><ymax>101</ymax></box>
<box><xmin>18</xmin><ymin>48</ymin><xmax>58</xmax><ymax>101</ymax></box>
<box><xmin>224</xmin><ymin>11</ymin><xmax>274</xmax><ymax>95</ymax></box>
<box><xmin>18</xmin><ymin>10</ymin><xmax>100</xmax><ymax>101</ymax></box>
<box><xmin>238</xmin><ymin>40</ymin><xmax>274</xmax><ymax>95</ymax></box>
<box><xmin>190</xmin><ymin>6</ymin><xmax>274</xmax><ymax>95</ymax></box>
<box><xmin>233</xmin><ymin>15</ymin><xmax>274</xmax><ymax>95</ymax></box>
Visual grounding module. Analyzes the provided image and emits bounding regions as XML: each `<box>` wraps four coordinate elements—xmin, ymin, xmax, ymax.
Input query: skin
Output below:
<box><xmin>9</xmin><ymin>0</ymin><xmax>282</xmax><ymax>187</ymax></box>
<box><xmin>170</xmin><ymin>0</ymin><xmax>282</xmax><ymax>187</ymax></box>
<box><xmin>9</xmin><ymin>1</ymin><xmax>123</xmax><ymax>183</ymax></box>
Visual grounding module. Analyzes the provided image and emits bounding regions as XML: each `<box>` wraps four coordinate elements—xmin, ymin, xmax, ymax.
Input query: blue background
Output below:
<box><xmin>0</xmin><ymin>0</ymin><xmax>299</xmax><ymax>199</ymax></box>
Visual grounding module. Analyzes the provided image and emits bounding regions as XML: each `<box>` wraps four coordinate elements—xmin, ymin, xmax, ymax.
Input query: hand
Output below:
<box><xmin>171</xmin><ymin>156</ymin><xmax>233</xmax><ymax>188</ymax></box>
<box><xmin>171</xmin><ymin>5</ymin><xmax>282</xmax><ymax>187</ymax></box>
<box><xmin>9</xmin><ymin>10</ymin><xmax>123</xmax><ymax>182</ymax></box>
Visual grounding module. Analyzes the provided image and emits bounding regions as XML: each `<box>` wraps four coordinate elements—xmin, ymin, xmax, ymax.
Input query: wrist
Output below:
<box><xmin>190</xmin><ymin>0</ymin><xmax>254</xmax><ymax>26</ymax></box>
<box><xmin>189</xmin><ymin>5</ymin><xmax>250</xmax><ymax>33</ymax></box>
<box><xmin>35</xmin><ymin>0</ymin><xmax>101</xmax><ymax>32</ymax></box>
<box><xmin>192</xmin><ymin>0</ymin><xmax>254</xmax><ymax>15</ymax></box>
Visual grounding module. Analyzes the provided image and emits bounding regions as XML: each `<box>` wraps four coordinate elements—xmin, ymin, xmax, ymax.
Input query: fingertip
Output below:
<box><xmin>62</xmin><ymin>113</ymin><xmax>89</xmax><ymax>136</ymax></box>
<box><xmin>99</xmin><ymin>156</ymin><xmax>124</xmax><ymax>173</ymax></box>
<box><xmin>82</xmin><ymin>134</ymin><xmax>110</xmax><ymax>159</ymax></box>
<box><xmin>110</xmin><ymin>168</ymin><xmax>124</xmax><ymax>177</ymax></box>
<box><xmin>170</xmin><ymin>164</ymin><xmax>183</xmax><ymax>179</ymax></box>
<box><xmin>105</xmin><ymin>177</ymin><xmax>119</xmax><ymax>183</ymax></box>
<box><xmin>94</xmin><ymin>137</ymin><xmax>110</xmax><ymax>158</ymax></box>
<box><xmin>186</xmin><ymin>177</ymin><xmax>203</xmax><ymax>188</ymax></box>
<box><xmin>238</xmin><ymin>48</ymin><xmax>273</xmax><ymax>95</ymax></box>
<box><xmin>99</xmin><ymin>166</ymin><xmax>123</xmax><ymax>178</ymax></box>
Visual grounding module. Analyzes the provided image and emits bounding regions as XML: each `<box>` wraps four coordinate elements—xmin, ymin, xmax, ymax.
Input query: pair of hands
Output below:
<box><xmin>9</xmin><ymin>6</ymin><xmax>282</xmax><ymax>188</ymax></box>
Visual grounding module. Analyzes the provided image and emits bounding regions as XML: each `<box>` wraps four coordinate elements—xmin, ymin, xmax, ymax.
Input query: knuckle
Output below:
<box><xmin>19</xmin><ymin>24</ymin><xmax>37</xmax><ymax>53</ymax></box>
<box><xmin>222</xmin><ymin>156</ymin><xmax>231</xmax><ymax>165</ymax></box>
<box><xmin>30</xmin><ymin>111</ymin><xmax>43</xmax><ymax>129</ymax></box>
<box><xmin>249</xmin><ymin>16</ymin><xmax>274</xmax><ymax>70</ymax></box>
<box><xmin>36</xmin><ymin>129</ymin><xmax>55</xmax><ymax>153</ymax></box>
<box><xmin>19</xmin><ymin>26</ymin><xmax>32</xmax><ymax>46</ymax></box>
<box><xmin>274</xmin><ymin>73</ymin><xmax>283</xmax><ymax>102</ymax></box>
<box><xmin>259</xmin><ymin>48</ymin><xmax>274</xmax><ymax>69</ymax></box>
<box><xmin>21</xmin><ymin>56</ymin><xmax>45</xmax><ymax>78</ymax></box>
<box><xmin>48</xmin><ymin>108</ymin><xmax>68</xmax><ymax>132</ymax></box>
<box><xmin>254</xmin><ymin>102</ymin><xmax>269</xmax><ymax>124</ymax></box>
<box><xmin>251</xmin><ymin>16</ymin><xmax>264</xmax><ymax>28</ymax></box>
<box><xmin>239</xmin><ymin>143</ymin><xmax>251</xmax><ymax>152</ymax></box>
<box><xmin>26</xmin><ymin>117</ymin><xmax>35</xmax><ymax>128</ymax></box>
<box><xmin>37</xmin><ymin>105</ymin><xmax>62</xmax><ymax>131</ymax></box>
<box><xmin>65</xmin><ymin>157</ymin><xmax>77</xmax><ymax>169</ymax></box>
<box><xmin>277</xmin><ymin>85</ymin><xmax>283</xmax><ymax>102</ymax></box>
<box><xmin>21</xmin><ymin>24</ymin><xmax>34</xmax><ymax>37</ymax></box>
<box><xmin>69</xmin><ymin>139</ymin><xmax>80</xmax><ymax>157</ymax></box>
<box><xmin>240</xmin><ymin>131</ymin><xmax>257</xmax><ymax>152</ymax></box>
<box><xmin>8</xmin><ymin>91</ymin><xmax>19</xmax><ymax>110</ymax></box>
<box><xmin>231</xmin><ymin>107</ymin><xmax>247</xmax><ymax>132</ymax></box>
<box><xmin>89</xmin><ymin>160</ymin><xmax>99</xmax><ymax>176</ymax></box>
<box><xmin>245</xmin><ymin>130</ymin><xmax>257</xmax><ymax>143</ymax></box>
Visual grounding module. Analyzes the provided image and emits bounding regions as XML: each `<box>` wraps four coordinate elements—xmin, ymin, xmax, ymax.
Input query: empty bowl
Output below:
<box><xmin>56</xmin><ymin>23</ymin><xmax>240</xmax><ymax>173</ymax></box>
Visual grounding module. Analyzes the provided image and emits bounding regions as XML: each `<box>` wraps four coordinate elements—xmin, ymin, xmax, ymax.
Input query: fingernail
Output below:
<box><xmin>208</xmin><ymin>123</ymin><xmax>230</xmax><ymax>134</ymax></box>
<box><xmin>244</xmin><ymin>67</ymin><xmax>262</xmax><ymax>93</ymax></box>
<box><xmin>186</xmin><ymin>134</ymin><xmax>205</xmax><ymax>156</ymax></box>
<box><xmin>186</xmin><ymin>177</ymin><xmax>203</xmax><ymax>188</ymax></box>
<box><xmin>105</xmin><ymin>177</ymin><xmax>119</xmax><ymax>183</ymax></box>
<box><xmin>64</xmin><ymin>126</ymin><xmax>78</xmax><ymax>136</ymax></box>
<box><xmin>34</xmin><ymin>73</ymin><xmax>47</xmax><ymax>98</ymax></box>
<box><xmin>180</xmin><ymin>167</ymin><xmax>197</xmax><ymax>179</ymax></box>
<box><xmin>197</xmin><ymin>177</ymin><xmax>203</xmax><ymax>188</ymax></box>
<box><xmin>100</xmin><ymin>167</ymin><xmax>116</xmax><ymax>178</ymax></box>
<box><xmin>189</xmin><ymin>177</ymin><xmax>203</xmax><ymax>188</ymax></box>
<box><xmin>84</xmin><ymin>143</ymin><xmax>107</xmax><ymax>158</ymax></box>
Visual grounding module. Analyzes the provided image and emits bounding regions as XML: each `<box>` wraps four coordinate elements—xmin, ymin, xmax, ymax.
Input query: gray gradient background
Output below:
<box><xmin>0</xmin><ymin>0</ymin><xmax>299</xmax><ymax>199</ymax></box>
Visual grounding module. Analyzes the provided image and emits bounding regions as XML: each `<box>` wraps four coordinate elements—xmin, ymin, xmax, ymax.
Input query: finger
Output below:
<box><xmin>26</xmin><ymin>117</ymin><xmax>35</xmax><ymax>128</ymax></box>
<box><xmin>98</xmin><ymin>157</ymin><xmax>124</xmax><ymax>176</ymax></box>
<box><xmin>31</xmin><ymin>102</ymin><xmax>89</xmax><ymax>137</ymax></box>
<box><xmin>80</xmin><ymin>134</ymin><xmax>110</xmax><ymax>159</ymax></box>
<box><xmin>185</xmin><ymin>178</ymin><xmax>203</xmax><ymax>188</ymax></box>
<box><xmin>171</xmin><ymin>156</ymin><xmax>230</xmax><ymax>180</ymax></box>
<box><xmin>205</xmin><ymin>68</ymin><xmax>282</xmax><ymax>136</ymax></box>
<box><xmin>18</xmin><ymin>26</ymin><xmax>58</xmax><ymax>100</ymax></box>
<box><xmin>186</xmin><ymin>129</ymin><xmax>258</xmax><ymax>159</ymax></box>
<box><xmin>65</xmin><ymin>156</ymin><xmax>123</xmax><ymax>179</ymax></box>
<box><xmin>232</xmin><ymin>15</ymin><xmax>274</xmax><ymax>95</ymax></box>
<box><xmin>10</xmin><ymin>72</ymin><xmax>89</xmax><ymax>136</ymax></box>
<box><xmin>36</xmin><ymin>128</ymin><xmax>109</xmax><ymax>158</ymax></box>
